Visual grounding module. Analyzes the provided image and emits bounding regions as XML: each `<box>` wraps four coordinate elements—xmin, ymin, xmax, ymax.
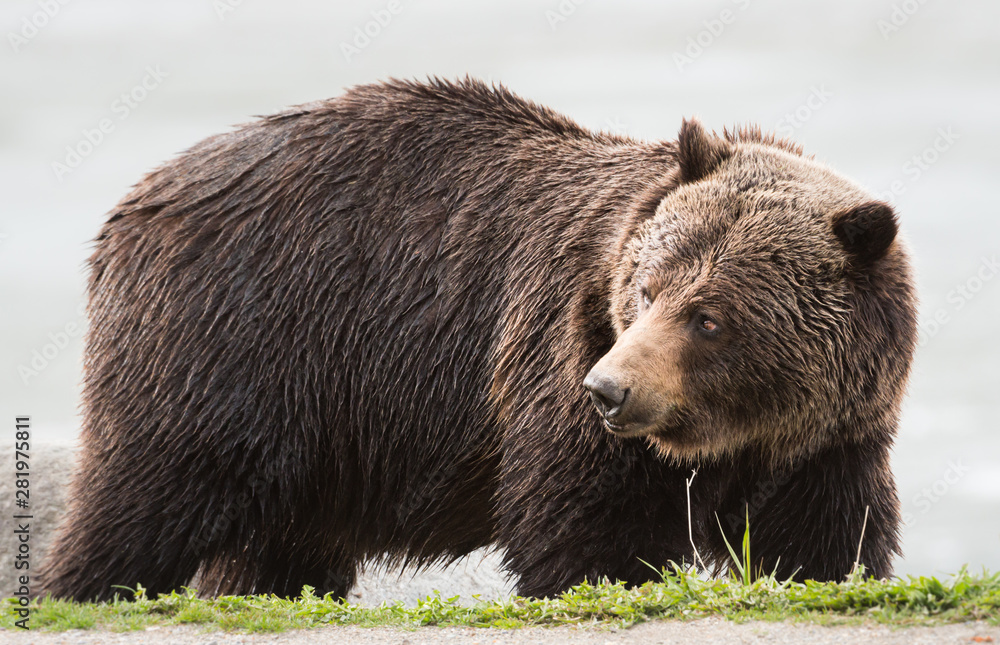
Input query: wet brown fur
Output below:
<box><xmin>41</xmin><ymin>78</ymin><xmax>917</xmax><ymax>601</ymax></box>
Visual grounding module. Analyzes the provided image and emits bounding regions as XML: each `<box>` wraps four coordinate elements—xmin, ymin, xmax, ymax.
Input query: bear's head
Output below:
<box><xmin>585</xmin><ymin>120</ymin><xmax>917</xmax><ymax>464</ymax></box>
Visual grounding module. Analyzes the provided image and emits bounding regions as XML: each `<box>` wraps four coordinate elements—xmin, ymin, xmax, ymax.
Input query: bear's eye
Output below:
<box><xmin>640</xmin><ymin>288</ymin><xmax>653</xmax><ymax>311</ymax></box>
<box><xmin>694</xmin><ymin>312</ymin><xmax>720</xmax><ymax>336</ymax></box>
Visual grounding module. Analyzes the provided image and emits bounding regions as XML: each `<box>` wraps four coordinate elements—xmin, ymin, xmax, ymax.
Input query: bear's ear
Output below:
<box><xmin>677</xmin><ymin>118</ymin><xmax>733</xmax><ymax>183</ymax></box>
<box><xmin>831</xmin><ymin>201</ymin><xmax>898</xmax><ymax>267</ymax></box>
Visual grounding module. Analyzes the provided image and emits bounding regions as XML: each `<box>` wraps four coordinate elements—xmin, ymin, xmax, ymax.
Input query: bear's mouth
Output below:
<box><xmin>602</xmin><ymin>408</ymin><xmax>685</xmax><ymax>439</ymax></box>
<box><xmin>606</xmin><ymin>423</ymin><xmax>655</xmax><ymax>439</ymax></box>
<box><xmin>602</xmin><ymin>418</ymin><xmax>633</xmax><ymax>434</ymax></box>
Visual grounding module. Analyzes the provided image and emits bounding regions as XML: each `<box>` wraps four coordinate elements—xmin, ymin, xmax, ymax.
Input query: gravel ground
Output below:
<box><xmin>3</xmin><ymin>620</ymin><xmax>999</xmax><ymax>645</ymax></box>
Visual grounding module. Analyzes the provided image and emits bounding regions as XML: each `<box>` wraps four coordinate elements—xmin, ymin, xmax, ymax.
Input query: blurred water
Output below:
<box><xmin>1</xmin><ymin>0</ymin><xmax>997</xmax><ymax>577</ymax></box>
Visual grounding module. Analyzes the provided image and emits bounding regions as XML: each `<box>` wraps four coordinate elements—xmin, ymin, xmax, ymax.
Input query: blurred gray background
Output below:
<box><xmin>1</xmin><ymin>0</ymin><xmax>998</xmax><ymax>582</ymax></box>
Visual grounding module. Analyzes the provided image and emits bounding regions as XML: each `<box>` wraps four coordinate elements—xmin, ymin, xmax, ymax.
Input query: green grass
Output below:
<box><xmin>4</xmin><ymin>566</ymin><xmax>999</xmax><ymax>632</ymax></box>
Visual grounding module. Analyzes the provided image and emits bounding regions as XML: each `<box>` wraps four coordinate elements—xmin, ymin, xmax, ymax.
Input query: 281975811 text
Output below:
<box><xmin>12</xmin><ymin>416</ymin><xmax>32</xmax><ymax>629</ymax></box>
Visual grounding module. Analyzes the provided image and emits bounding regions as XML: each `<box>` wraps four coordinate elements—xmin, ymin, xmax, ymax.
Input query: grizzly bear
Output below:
<box><xmin>41</xmin><ymin>77</ymin><xmax>916</xmax><ymax>602</ymax></box>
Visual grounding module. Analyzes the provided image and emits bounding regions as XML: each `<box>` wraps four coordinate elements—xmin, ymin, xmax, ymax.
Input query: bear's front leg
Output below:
<box><xmin>707</xmin><ymin>440</ymin><xmax>901</xmax><ymax>582</ymax></box>
<box><xmin>495</xmin><ymin>414</ymin><xmax>694</xmax><ymax>598</ymax></box>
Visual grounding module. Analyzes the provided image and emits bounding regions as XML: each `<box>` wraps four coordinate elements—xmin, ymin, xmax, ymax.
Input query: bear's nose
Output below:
<box><xmin>583</xmin><ymin>371</ymin><xmax>629</xmax><ymax>419</ymax></box>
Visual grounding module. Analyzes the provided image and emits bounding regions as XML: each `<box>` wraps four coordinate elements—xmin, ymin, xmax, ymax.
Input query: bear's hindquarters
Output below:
<box><xmin>40</xmin><ymin>447</ymin><xmax>209</xmax><ymax>601</ymax></box>
<box><xmin>41</xmin><ymin>432</ymin><xmax>361</xmax><ymax>601</ymax></box>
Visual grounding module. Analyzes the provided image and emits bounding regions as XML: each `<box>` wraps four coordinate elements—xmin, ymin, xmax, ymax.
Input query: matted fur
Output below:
<box><xmin>41</xmin><ymin>78</ymin><xmax>916</xmax><ymax>601</ymax></box>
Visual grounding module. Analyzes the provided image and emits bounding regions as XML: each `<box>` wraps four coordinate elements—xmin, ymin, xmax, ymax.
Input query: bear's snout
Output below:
<box><xmin>583</xmin><ymin>371</ymin><xmax>630</xmax><ymax>421</ymax></box>
<box><xmin>583</xmin><ymin>362</ymin><xmax>672</xmax><ymax>436</ymax></box>
<box><xmin>584</xmin><ymin>312</ymin><xmax>687</xmax><ymax>437</ymax></box>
